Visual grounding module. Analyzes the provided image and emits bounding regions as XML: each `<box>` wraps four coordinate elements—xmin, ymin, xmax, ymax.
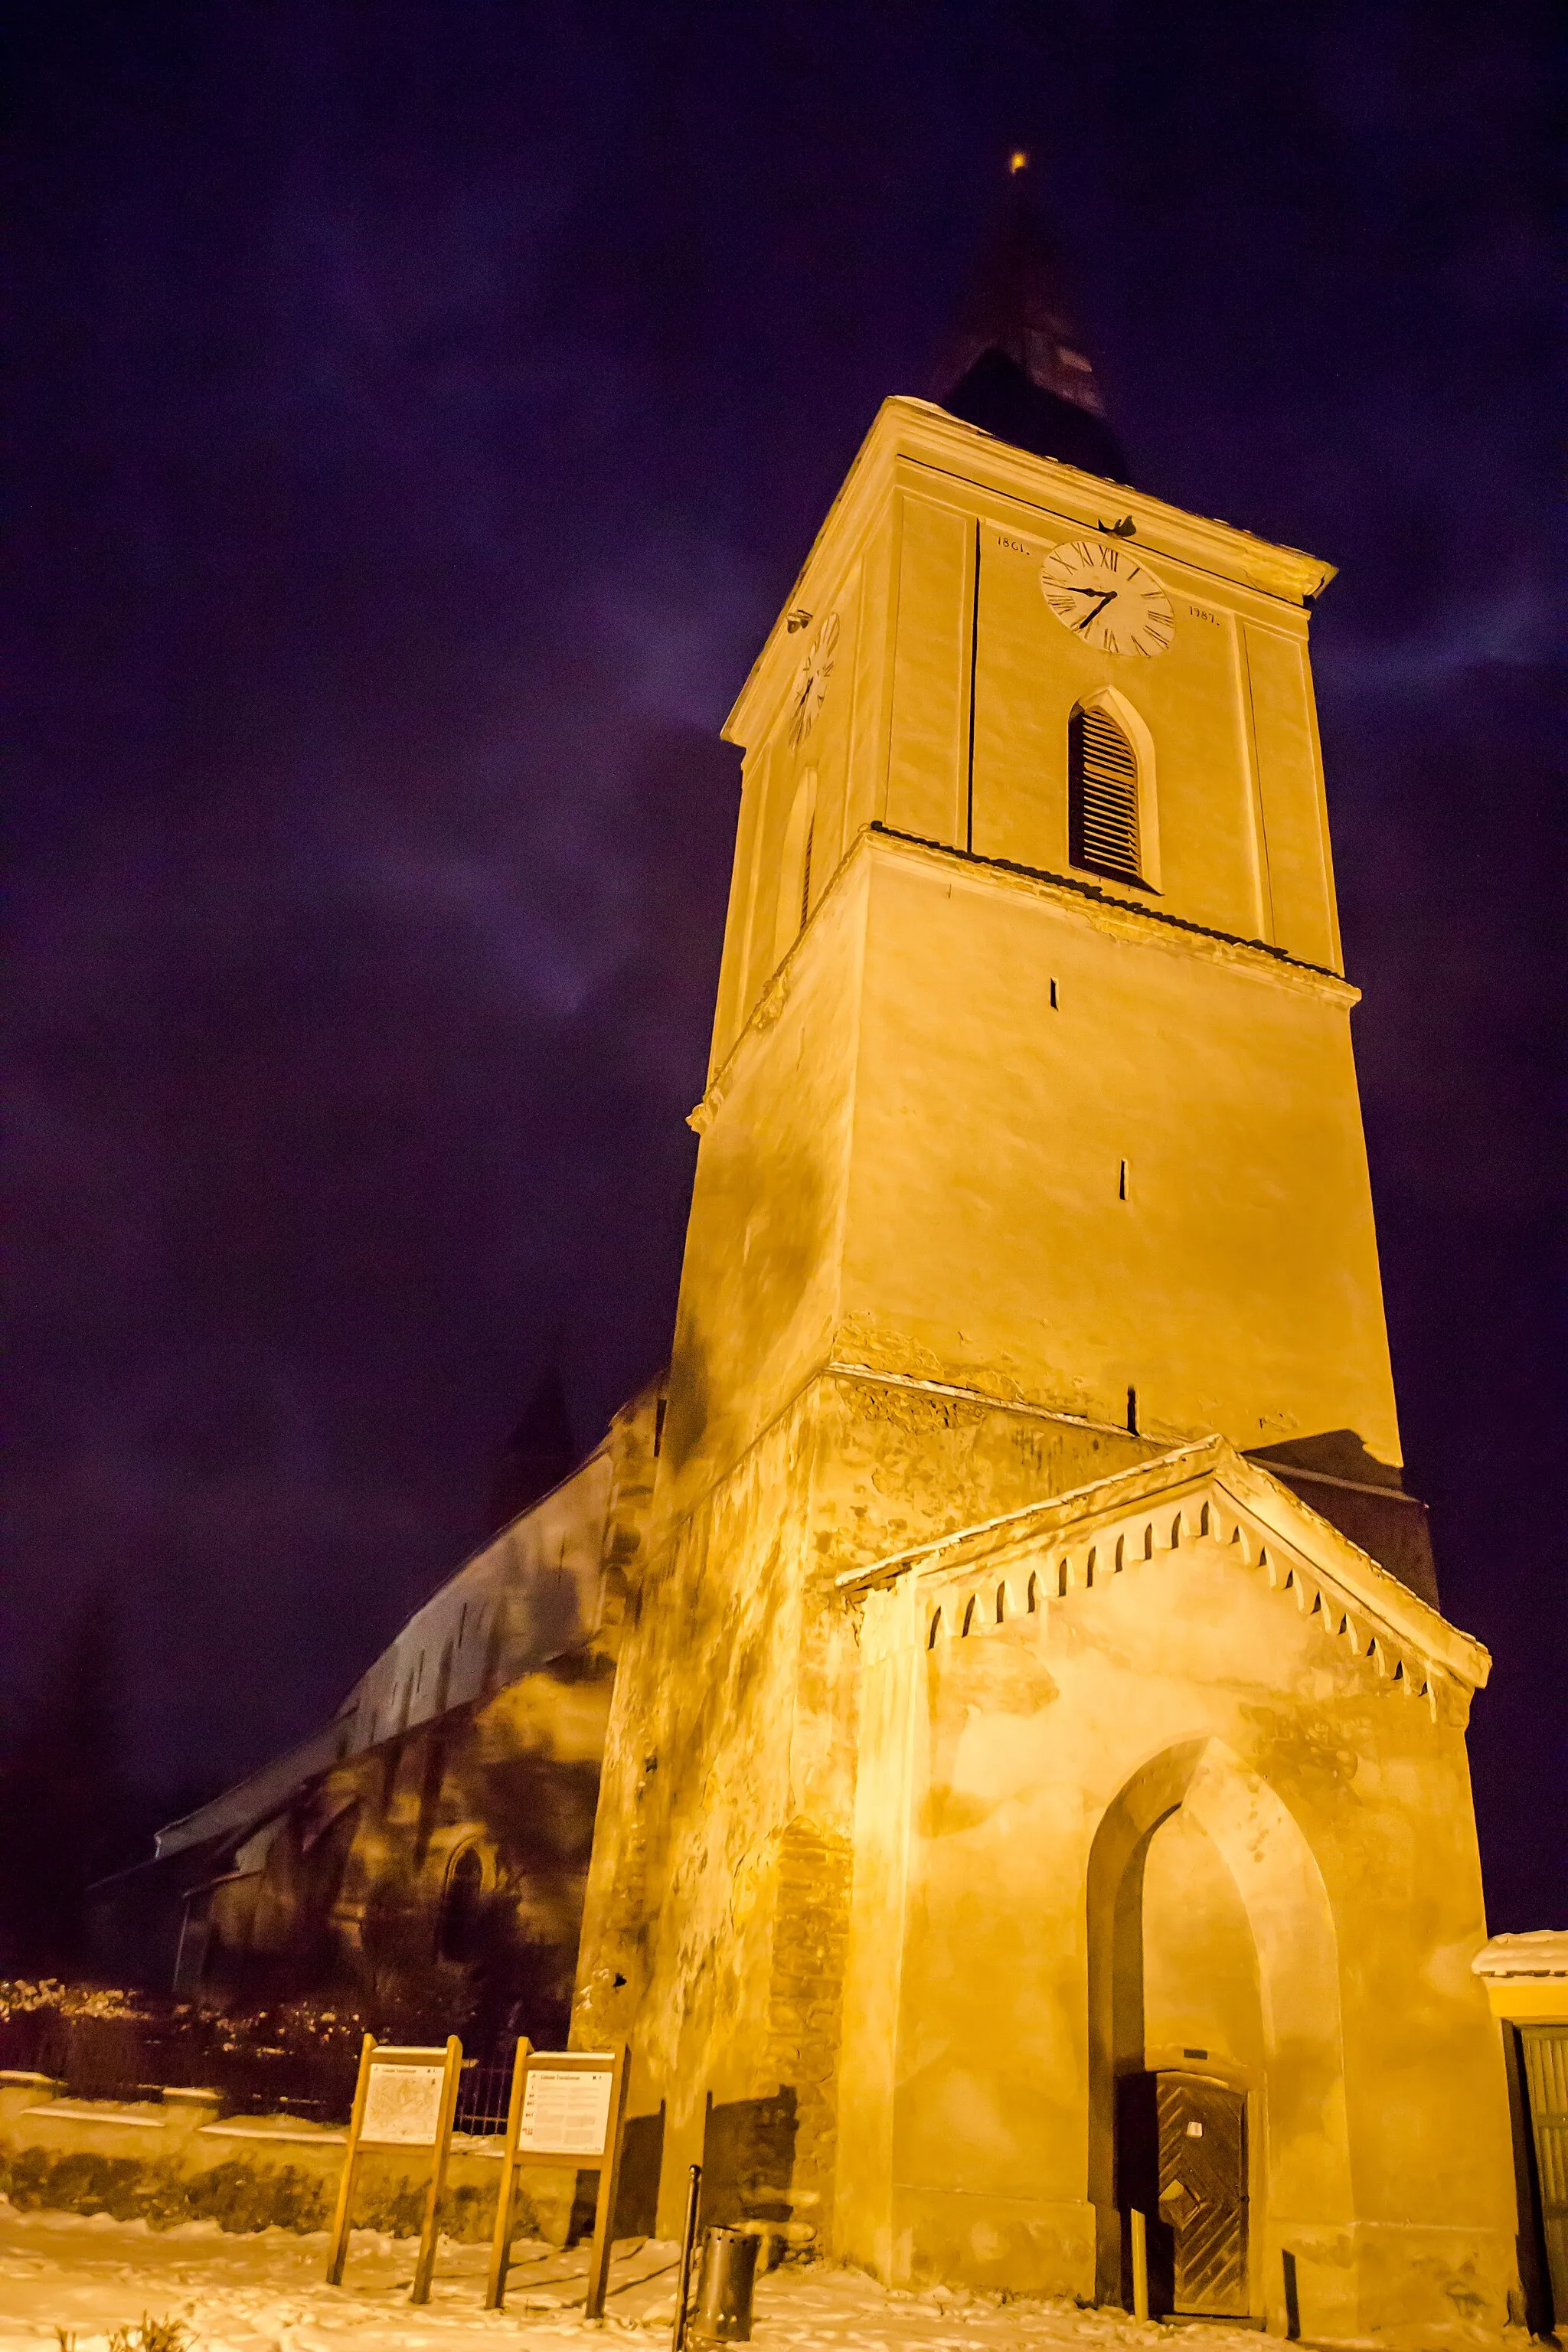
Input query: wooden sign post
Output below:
<box><xmin>485</xmin><ymin>2041</ymin><xmax>630</xmax><ymax>2318</ymax></box>
<box><xmin>325</xmin><ymin>2034</ymin><xmax>464</xmax><ymax>2304</ymax></box>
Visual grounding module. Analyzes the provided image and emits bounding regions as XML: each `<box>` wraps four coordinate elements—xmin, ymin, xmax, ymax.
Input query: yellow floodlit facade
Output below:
<box><xmin>571</xmin><ymin>395</ymin><xmax>1515</xmax><ymax>2334</ymax></box>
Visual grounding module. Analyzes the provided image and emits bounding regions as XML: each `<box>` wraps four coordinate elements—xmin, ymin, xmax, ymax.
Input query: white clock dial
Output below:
<box><xmin>787</xmin><ymin>611</ymin><xmax>839</xmax><ymax>747</ymax></box>
<box><xmin>1038</xmin><ymin>539</ymin><xmax>1174</xmax><ymax>657</ymax></box>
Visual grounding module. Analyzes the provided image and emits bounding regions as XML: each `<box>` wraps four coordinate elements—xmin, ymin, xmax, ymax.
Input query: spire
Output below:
<box><xmin>930</xmin><ymin>154</ymin><xmax>1129</xmax><ymax>484</ymax></box>
<box><xmin>488</xmin><ymin>1366</ymin><xmax>576</xmax><ymax>1536</ymax></box>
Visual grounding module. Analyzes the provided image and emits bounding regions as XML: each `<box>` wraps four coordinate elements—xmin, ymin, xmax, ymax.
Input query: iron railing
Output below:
<box><xmin>0</xmin><ymin>2008</ymin><xmax>537</xmax><ymax>2128</ymax></box>
<box><xmin>0</xmin><ymin>2008</ymin><xmax>363</xmax><ymax>2122</ymax></box>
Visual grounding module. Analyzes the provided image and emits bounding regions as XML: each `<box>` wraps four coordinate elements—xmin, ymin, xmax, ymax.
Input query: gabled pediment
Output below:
<box><xmin>837</xmin><ymin>1435</ymin><xmax>1489</xmax><ymax>1723</ymax></box>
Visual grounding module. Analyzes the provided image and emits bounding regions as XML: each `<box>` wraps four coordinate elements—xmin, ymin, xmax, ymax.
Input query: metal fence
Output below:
<box><xmin>0</xmin><ymin>2010</ymin><xmax>526</xmax><ymax>2130</ymax></box>
<box><xmin>0</xmin><ymin>2009</ymin><xmax>361</xmax><ymax>2122</ymax></box>
<box><xmin>453</xmin><ymin>2056</ymin><xmax>513</xmax><ymax>2137</ymax></box>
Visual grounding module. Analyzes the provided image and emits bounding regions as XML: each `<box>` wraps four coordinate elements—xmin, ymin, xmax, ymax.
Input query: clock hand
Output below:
<box><xmin>1074</xmin><ymin>591</ymin><xmax>1117</xmax><ymax>631</ymax></box>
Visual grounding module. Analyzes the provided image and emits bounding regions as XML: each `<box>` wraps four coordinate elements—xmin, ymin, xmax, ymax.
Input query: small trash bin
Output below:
<box><xmin>692</xmin><ymin>2225</ymin><xmax>759</xmax><ymax>2342</ymax></box>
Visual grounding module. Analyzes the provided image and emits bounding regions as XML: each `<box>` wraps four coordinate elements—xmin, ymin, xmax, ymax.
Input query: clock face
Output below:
<box><xmin>788</xmin><ymin>611</ymin><xmax>839</xmax><ymax>747</ymax></box>
<box><xmin>1039</xmin><ymin>539</ymin><xmax>1174</xmax><ymax>657</ymax></box>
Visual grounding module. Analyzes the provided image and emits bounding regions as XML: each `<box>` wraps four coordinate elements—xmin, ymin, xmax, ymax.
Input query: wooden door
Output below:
<box><xmin>1521</xmin><ymin>2027</ymin><xmax>1568</xmax><ymax>2326</ymax></box>
<box><xmin>1155</xmin><ymin>2072</ymin><xmax>1248</xmax><ymax>2317</ymax></box>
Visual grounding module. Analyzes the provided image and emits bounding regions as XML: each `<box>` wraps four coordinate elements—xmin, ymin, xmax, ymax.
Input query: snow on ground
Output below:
<box><xmin>0</xmin><ymin>2203</ymin><xmax>1272</xmax><ymax>2352</ymax></box>
<box><xmin>0</xmin><ymin>2203</ymin><xmax>1523</xmax><ymax>2352</ymax></box>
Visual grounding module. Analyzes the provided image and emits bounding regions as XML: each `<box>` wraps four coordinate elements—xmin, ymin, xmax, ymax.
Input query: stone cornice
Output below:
<box><xmin>867</xmin><ymin>825</ymin><xmax>1355</xmax><ymax>992</ymax></box>
<box><xmin>826</xmin><ymin>1357</ymin><xmax>1144</xmax><ymax>1441</ymax></box>
<box><xmin>724</xmin><ymin>395</ymin><xmax>1335</xmax><ymax>751</ymax></box>
<box><xmin>838</xmin><ymin>1433</ymin><xmax>1489</xmax><ymax>1718</ymax></box>
<box><xmin>689</xmin><ymin>822</ymin><xmax>1356</xmax><ymax>1138</ymax></box>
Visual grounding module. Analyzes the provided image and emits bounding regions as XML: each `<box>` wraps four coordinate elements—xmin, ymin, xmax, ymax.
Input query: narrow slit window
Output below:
<box><xmin>1070</xmin><ymin>704</ymin><xmax>1142</xmax><ymax>883</ymax></box>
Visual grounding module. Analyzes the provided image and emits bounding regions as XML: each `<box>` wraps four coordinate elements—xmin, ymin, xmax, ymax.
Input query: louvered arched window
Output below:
<box><xmin>1069</xmin><ymin>704</ymin><xmax>1142</xmax><ymax>884</ymax></box>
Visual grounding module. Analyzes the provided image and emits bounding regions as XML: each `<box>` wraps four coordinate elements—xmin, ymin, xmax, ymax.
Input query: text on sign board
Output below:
<box><xmin>518</xmin><ymin>2067</ymin><xmax>614</xmax><ymax>2158</ymax></box>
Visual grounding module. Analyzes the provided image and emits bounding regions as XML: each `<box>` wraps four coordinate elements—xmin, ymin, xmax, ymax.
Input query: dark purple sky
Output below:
<box><xmin>8</xmin><ymin>3</ymin><xmax>1561</xmax><ymax>1927</ymax></box>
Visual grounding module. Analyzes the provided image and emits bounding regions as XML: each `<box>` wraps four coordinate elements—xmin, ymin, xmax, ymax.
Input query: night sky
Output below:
<box><xmin>9</xmin><ymin>5</ymin><xmax>1561</xmax><ymax>1929</ymax></box>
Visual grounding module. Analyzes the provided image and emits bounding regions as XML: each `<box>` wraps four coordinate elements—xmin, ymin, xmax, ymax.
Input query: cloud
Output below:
<box><xmin>1325</xmin><ymin>578</ymin><xmax>1554</xmax><ymax>700</ymax></box>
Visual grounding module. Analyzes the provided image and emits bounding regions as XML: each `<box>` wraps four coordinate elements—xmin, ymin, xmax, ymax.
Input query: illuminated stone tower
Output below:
<box><xmin>573</xmin><ymin>184</ymin><xmax>1512</xmax><ymax>2334</ymax></box>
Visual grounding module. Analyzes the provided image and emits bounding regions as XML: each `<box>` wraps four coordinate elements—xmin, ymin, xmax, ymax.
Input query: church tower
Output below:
<box><xmin>572</xmin><ymin>177</ymin><xmax>1511</xmax><ymax>2335</ymax></box>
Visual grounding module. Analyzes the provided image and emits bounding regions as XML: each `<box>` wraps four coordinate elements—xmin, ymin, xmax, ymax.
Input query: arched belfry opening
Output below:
<box><xmin>1070</xmin><ymin>701</ymin><xmax>1142</xmax><ymax>884</ymax></box>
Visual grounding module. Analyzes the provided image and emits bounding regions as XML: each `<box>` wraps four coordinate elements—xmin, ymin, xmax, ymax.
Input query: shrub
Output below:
<box><xmin>185</xmin><ymin>2161</ymin><xmax>326</xmax><ymax>2236</ymax></box>
<box><xmin>107</xmin><ymin>2319</ymin><xmax>191</xmax><ymax>2352</ymax></box>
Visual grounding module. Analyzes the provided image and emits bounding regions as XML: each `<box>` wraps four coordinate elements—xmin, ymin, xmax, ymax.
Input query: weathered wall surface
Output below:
<box><xmin>836</xmin><ymin>1510</ymin><xmax>1512</xmax><ymax>2337</ymax></box>
<box><xmin>666</xmin><ymin>853</ymin><xmax>865</xmax><ymax>1514</ymax></box>
<box><xmin>573</xmin><ymin>1389</ymin><xmax>827</xmax><ymax>2237</ymax></box>
<box><xmin>0</xmin><ymin>2073</ymin><xmax>581</xmax><ymax>2241</ymax></box>
<box><xmin>572</xmin><ymin>1367</ymin><xmax>1153</xmax><ymax>2246</ymax></box>
<box><xmin>844</xmin><ymin>838</ymin><xmax>1401</xmax><ymax>1465</ymax></box>
<box><xmin>217</xmin><ymin>1639</ymin><xmax>616</xmax><ymax>2046</ymax></box>
<box><xmin>570</xmin><ymin>395</ymin><xmax>1510</xmax><ymax>2334</ymax></box>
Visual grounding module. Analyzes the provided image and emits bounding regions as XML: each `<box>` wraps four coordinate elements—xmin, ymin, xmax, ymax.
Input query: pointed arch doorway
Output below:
<box><xmin>1086</xmin><ymin>1738</ymin><xmax>1351</xmax><ymax>2321</ymax></box>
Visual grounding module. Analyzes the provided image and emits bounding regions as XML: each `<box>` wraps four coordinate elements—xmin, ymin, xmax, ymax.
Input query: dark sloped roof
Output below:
<box><xmin>488</xmin><ymin>1364</ymin><xmax>577</xmax><ymax>1537</ymax></box>
<box><xmin>930</xmin><ymin>166</ymin><xmax>1129</xmax><ymax>484</ymax></box>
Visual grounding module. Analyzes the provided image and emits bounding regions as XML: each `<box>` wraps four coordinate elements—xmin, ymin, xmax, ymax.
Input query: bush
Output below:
<box><xmin>108</xmin><ymin>2321</ymin><xmax>191</xmax><ymax>2352</ymax></box>
<box><xmin>0</xmin><ymin>2145</ymin><xmax>328</xmax><ymax>2233</ymax></box>
<box><xmin>2</xmin><ymin>2148</ymin><xmax>163</xmax><ymax>2223</ymax></box>
<box><xmin>0</xmin><ymin>2141</ymin><xmax>512</xmax><ymax>2239</ymax></box>
<box><xmin>185</xmin><ymin>2160</ymin><xmax>327</xmax><ymax>2234</ymax></box>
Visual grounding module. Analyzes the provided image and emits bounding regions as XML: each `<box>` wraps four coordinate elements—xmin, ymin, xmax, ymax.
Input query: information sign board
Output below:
<box><xmin>325</xmin><ymin>2037</ymin><xmax>462</xmax><ymax>2305</ymax></box>
<box><xmin>361</xmin><ymin>2060</ymin><xmax>448</xmax><ymax>2146</ymax></box>
<box><xmin>485</xmin><ymin>2043</ymin><xmax>629</xmax><ymax>2319</ymax></box>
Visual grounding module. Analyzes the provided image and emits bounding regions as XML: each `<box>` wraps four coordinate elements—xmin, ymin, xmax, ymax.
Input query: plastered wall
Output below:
<box><xmin>836</xmin><ymin>1533</ymin><xmax>1514</xmax><ymax>2336</ymax></box>
<box><xmin>844</xmin><ymin>838</ymin><xmax>1400</xmax><ymax>1459</ymax></box>
<box><xmin>569</xmin><ymin>397</ymin><xmax>1510</xmax><ymax>2333</ymax></box>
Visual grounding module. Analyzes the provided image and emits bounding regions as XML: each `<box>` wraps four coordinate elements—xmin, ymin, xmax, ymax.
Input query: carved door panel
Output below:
<box><xmin>1520</xmin><ymin>2027</ymin><xmax>1568</xmax><ymax>2324</ymax></box>
<box><xmin>1155</xmin><ymin>2073</ymin><xmax>1247</xmax><ymax>2317</ymax></box>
